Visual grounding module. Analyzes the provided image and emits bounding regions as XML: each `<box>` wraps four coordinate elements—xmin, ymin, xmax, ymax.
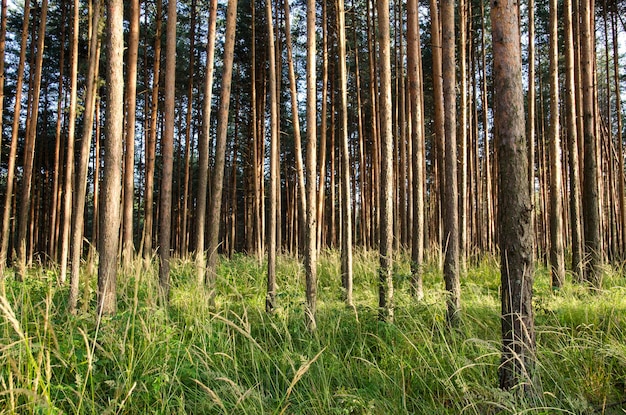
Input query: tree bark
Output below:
<box><xmin>17</xmin><ymin>0</ymin><xmax>48</xmax><ymax>280</ymax></box>
<box><xmin>0</xmin><ymin>0</ymin><xmax>30</xmax><ymax>278</ymax></box>
<box><xmin>442</xmin><ymin>0</ymin><xmax>460</xmax><ymax>324</ymax></box>
<box><xmin>195</xmin><ymin>0</ymin><xmax>218</xmax><ymax>283</ymax></box>
<box><xmin>122</xmin><ymin>0</ymin><xmax>140</xmax><ymax>266</ymax></box>
<box><xmin>337</xmin><ymin>0</ymin><xmax>354</xmax><ymax>307</ymax></box>
<box><xmin>207</xmin><ymin>0</ymin><xmax>238</xmax><ymax>301</ymax></box>
<box><xmin>98</xmin><ymin>0</ymin><xmax>124</xmax><ymax>315</ymax></box>
<box><xmin>69</xmin><ymin>0</ymin><xmax>101</xmax><ymax>313</ymax></box>
<box><xmin>491</xmin><ymin>0</ymin><xmax>536</xmax><ymax>391</ymax></box>
<box><xmin>548</xmin><ymin>0</ymin><xmax>566</xmax><ymax>288</ymax></box>
<box><xmin>377</xmin><ymin>0</ymin><xmax>394</xmax><ymax>321</ymax></box>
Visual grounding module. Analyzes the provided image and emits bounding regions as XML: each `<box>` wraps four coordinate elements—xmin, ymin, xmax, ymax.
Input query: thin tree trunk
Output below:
<box><xmin>377</xmin><ymin>0</ymin><xmax>393</xmax><ymax>321</ymax></box>
<box><xmin>408</xmin><ymin>0</ymin><xmax>424</xmax><ymax>300</ymax></box>
<box><xmin>548</xmin><ymin>0</ymin><xmax>565</xmax><ymax>288</ymax></box>
<box><xmin>581</xmin><ymin>0</ymin><xmax>601</xmax><ymax>286</ymax></box>
<box><xmin>157</xmin><ymin>0</ymin><xmax>177</xmax><ymax>302</ymax></box>
<box><xmin>98</xmin><ymin>0</ymin><xmax>124</xmax><ymax>315</ymax></box>
<box><xmin>17</xmin><ymin>0</ymin><xmax>48</xmax><ymax>280</ymax></box>
<box><xmin>122</xmin><ymin>0</ymin><xmax>140</xmax><ymax>266</ymax></box>
<box><xmin>337</xmin><ymin>0</ymin><xmax>354</xmax><ymax>307</ymax></box>
<box><xmin>207</xmin><ymin>0</ymin><xmax>238</xmax><ymax>301</ymax></box>
<box><xmin>59</xmin><ymin>0</ymin><xmax>80</xmax><ymax>285</ymax></box>
<box><xmin>195</xmin><ymin>0</ymin><xmax>218</xmax><ymax>283</ymax></box>
<box><xmin>0</xmin><ymin>0</ymin><xmax>31</xmax><ymax>278</ymax></box>
<box><xmin>266</xmin><ymin>0</ymin><xmax>278</xmax><ymax>312</ymax></box>
<box><xmin>442</xmin><ymin>0</ymin><xmax>460</xmax><ymax>324</ymax></box>
<box><xmin>69</xmin><ymin>0</ymin><xmax>101</xmax><ymax>313</ymax></box>
<box><xmin>143</xmin><ymin>0</ymin><xmax>162</xmax><ymax>261</ymax></box>
<box><xmin>459</xmin><ymin>0</ymin><xmax>468</xmax><ymax>269</ymax></box>
<box><xmin>564</xmin><ymin>0</ymin><xmax>583</xmax><ymax>281</ymax></box>
<box><xmin>304</xmin><ymin>0</ymin><xmax>318</xmax><ymax>329</ymax></box>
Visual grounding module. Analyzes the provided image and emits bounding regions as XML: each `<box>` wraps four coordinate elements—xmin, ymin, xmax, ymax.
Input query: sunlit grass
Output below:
<box><xmin>1</xmin><ymin>252</ymin><xmax>625</xmax><ymax>413</ymax></box>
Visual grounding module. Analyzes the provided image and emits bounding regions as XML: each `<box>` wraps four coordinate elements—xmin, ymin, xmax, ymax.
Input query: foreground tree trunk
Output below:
<box><xmin>491</xmin><ymin>0</ymin><xmax>536</xmax><ymax>391</ymax></box>
<box><xmin>376</xmin><ymin>0</ymin><xmax>394</xmax><ymax>321</ymax></box>
<box><xmin>98</xmin><ymin>0</ymin><xmax>124</xmax><ymax>315</ymax></box>
<box><xmin>158</xmin><ymin>0</ymin><xmax>177</xmax><ymax>302</ymax></box>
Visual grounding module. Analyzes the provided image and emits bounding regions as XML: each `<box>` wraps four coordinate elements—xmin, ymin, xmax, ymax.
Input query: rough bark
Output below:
<box><xmin>491</xmin><ymin>0</ymin><xmax>536</xmax><ymax>391</ymax></box>
<box><xmin>98</xmin><ymin>0</ymin><xmax>124</xmax><ymax>315</ymax></box>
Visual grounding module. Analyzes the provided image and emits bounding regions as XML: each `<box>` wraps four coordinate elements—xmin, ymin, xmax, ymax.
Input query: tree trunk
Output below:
<box><xmin>580</xmin><ymin>0</ymin><xmax>601</xmax><ymax>286</ymax></box>
<box><xmin>207</xmin><ymin>0</ymin><xmax>238</xmax><ymax>301</ymax></box>
<box><xmin>69</xmin><ymin>0</ymin><xmax>101</xmax><ymax>313</ymax></box>
<box><xmin>122</xmin><ymin>0</ymin><xmax>140</xmax><ymax>266</ymax></box>
<box><xmin>442</xmin><ymin>0</ymin><xmax>460</xmax><ymax>324</ymax></box>
<box><xmin>407</xmin><ymin>0</ymin><xmax>424</xmax><ymax>300</ymax></box>
<box><xmin>377</xmin><ymin>0</ymin><xmax>394</xmax><ymax>321</ymax></box>
<box><xmin>548</xmin><ymin>0</ymin><xmax>565</xmax><ymax>288</ymax></box>
<box><xmin>564</xmin><ymin>0</ymin><xmax>583</xmax><ymax>281</ymax></box>
<box><xmin>0</xmin><ymin>0</ymin><xmax>30</xmax><ymax>278</ymax></box>
<box><xmin>143</xmin><ymin>0</ymin><xmax>162</xmax><ymax>261</ymax></box>
<box><xmin>195</xmin><ymin>0</ymin><xmax>218</xmax><ymax>283</ymax></box>
<box><xmin>158</xmin><ymin>0</ymin><xmax>177</xmax><ymax>302</ymax></box>
<box><xmin>266</xmin><ymin>0</ymin><xmax>278</xmax><ymax>312</ymax></box>
<box><xmin>337</xmin><ymin>0</ymin><xmax>354</xmax><ymax>307</ymax></box>
<box><xmin>98</xmin><ymin>0</ymin><xmax>124</xmax><ymax>315</ymax></box>
<box><xmin>59</xmin><ymin>0</ymin><xmax>80</xmax><ymax>284</ymax></box>
<box><xmin>491</xmin><ymin>0</ymin><xmax>535</xmax><ymax>391</ymax></box>
<box><xmin>304</xmin><ymin>0</ymin><xmax>318</xmax><ymax>329</ymax></box>
<box><xmin>17</xmin><ymin>0</ymin><xmax>48</xmax><ymax>280</ymax></box>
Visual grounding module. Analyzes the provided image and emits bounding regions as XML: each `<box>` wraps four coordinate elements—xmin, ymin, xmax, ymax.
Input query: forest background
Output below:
<box><xmin>1</xmin><ymin>0</ymin><xmax>626</xmax><ymax>412</ymax></box>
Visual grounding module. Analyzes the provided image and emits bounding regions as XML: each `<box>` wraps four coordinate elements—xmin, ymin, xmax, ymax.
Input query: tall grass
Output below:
<box><xmin>1</xmin><ymin>252</ymin><xmax>625</xmax><ymax>414</ymax></box>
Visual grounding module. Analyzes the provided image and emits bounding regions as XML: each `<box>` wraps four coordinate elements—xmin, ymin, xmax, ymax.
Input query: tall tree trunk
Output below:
<box><xmin>195</xmin><ymin>0</ymin><xmax>218</xmax><ymax>283</ymax></box>
<box><xmin>266</xmin><ymin>0</ymin><xmax>278</xmax><ymax>312</ymax></box>
<box><xmin>458</xmin><ymin>0</ymin><xmax>468</xmax><ymax>270</ymax></box>
<box><xmin>442</xmin><ymin>0</ymin><xmax>460</xmax><ymax>324</ymax></box>
<box><xmin>181</xmin><ymin>0</ymin><xmax>196</xmax><ymax>255</ymax></box>
<box><xmin>377</xmin><ymin>0</ymin><xmax>393</xmax><ymax>321</ymax></box>
<box><xmin>491</xmin><ymin>0</ymin><xmax>535</xmax><ymax>391</ymax></box>
<box><xmin>0</xmin><ymin>0</ymin><xmax>30</xmax><ymax>278</ymax></box>
<box><xmin>316</xmin><ymin>0</ymin><xmax>329</xmax><ymax>254</ymax></box>
<box><xmin>337</xmin><ymin>0</ymin><xmax>354</xmax><ymax>307</ymax></box>
<box><xmin>612</xmin><ymin>12</ymin><xmax>624</xmax><ymax>259</ymax></box>
<box><xmin>548</xmin><ymin>0</ymin><xmax>565</xmax><ymax>288</ymax></box>
<box><xmin>17</xmin><ymin>0</ymin><xmax>48</xmax><ymax>280</ymax></box>
<box><xmin>59</xmin><ymin>0</ymin><xmax>80</xmax><ymax>284</ymax></box>
<box><xmin>123</xmin><ymin>0</ymin><xmax>140</xmax><ymax>266</ymax></box>
<box><xmin>565</xmin><ymin>0</ymin><xmax>583</xmax><ymax>281</ymax></box>
<box><xmin>527</xmin><ymin>0</ymin><xmax>536</xmax><ymax>258</ymax></box>
<box><xmin>98</xmin><ymin>0</ymin><xmax>124</xmax><ymax>315</ymax></box>
<box><xmin>581</xmin><ymin>0</ymin><xmax>601</xmax><ymax>286</ymax></box>
<box><xmin>304</xmin><ymin>0</ymin><xmax>318</xmax><ymax>329</ymax></box>
<box><xmin>407</xmin><ymin>0</ymin><xmax>424</xmax><ymax>300</ymax></box>
<box><xmin>143</xmin><ymin>0</ymin><xmax>162</xmax><ymax>261</ymax></box>
<box><xmin>158</xmin><ymin>0</ymin><xmax>177</xmax><ymax>302</ymax></box>
<box><xmin>207</xmin><ymin>0</ymin><xmax>238</xmax><ymax>300</ymax></box>
<box><xmin>69</xmin><ymin>0</ymin><xmax>101</xmax><ymax>313</ymax></box>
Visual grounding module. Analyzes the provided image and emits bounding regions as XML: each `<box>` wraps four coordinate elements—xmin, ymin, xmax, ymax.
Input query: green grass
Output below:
<box><xmin>1</xmin><ymin>251</ymin><xmax>626</xmax><ymax>414</ymax></box>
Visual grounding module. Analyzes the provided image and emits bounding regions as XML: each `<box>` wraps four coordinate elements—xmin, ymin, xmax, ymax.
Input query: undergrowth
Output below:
<box><xmin>1</xmin><ymin>251</ymin><xmax>625</xmax><ymax>414</ymax></box>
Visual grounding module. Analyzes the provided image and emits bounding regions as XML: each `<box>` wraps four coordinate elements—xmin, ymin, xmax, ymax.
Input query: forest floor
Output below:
<box><xmin>1</xmin><ymin>250</ymin><xmax>626</xmax><ymax>414</ymax></box>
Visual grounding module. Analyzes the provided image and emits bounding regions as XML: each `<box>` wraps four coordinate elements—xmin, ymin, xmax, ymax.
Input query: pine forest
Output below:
<box><xmin>1</xmin><ymin>0</ymin><xmax>626</xmax><ymax>412</ymax></box>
